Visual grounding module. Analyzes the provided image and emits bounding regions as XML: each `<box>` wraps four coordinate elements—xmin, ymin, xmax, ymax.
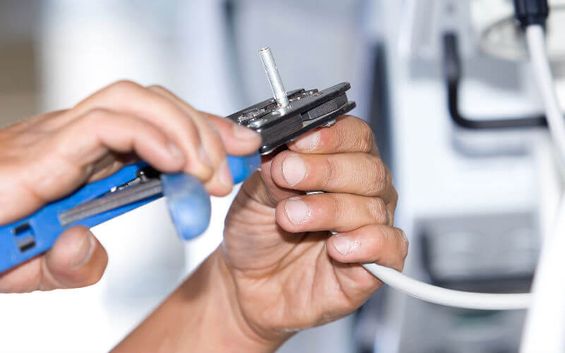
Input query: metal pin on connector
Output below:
<box><xmin>259</xmin><ymin>47</ymin><xmax>290</xmax><ymax>108</ymax></box>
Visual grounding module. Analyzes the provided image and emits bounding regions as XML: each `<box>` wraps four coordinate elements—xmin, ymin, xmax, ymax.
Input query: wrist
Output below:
<box><xmin>185</xmin><ymin>249</ymin><xmax>284</xmax><ymax>353</ymax></box>
<box><xmin>113</xmin><ymin>248</ymin><xmax>284</xmax><ymax>353</ymax></box>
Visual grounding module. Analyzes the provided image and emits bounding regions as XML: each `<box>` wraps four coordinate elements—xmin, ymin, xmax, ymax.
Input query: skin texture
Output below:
<box><xmin>0</xmin><ymin>81</ymin><xmax>261</xmax><ymax>292</ymax></box>
<box><xmin>114</xmin><ymin>115</ymin><xmax>407</xmax><ymax>353</ymax></box>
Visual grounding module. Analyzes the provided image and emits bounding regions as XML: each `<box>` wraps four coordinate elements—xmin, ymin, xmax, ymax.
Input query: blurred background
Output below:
<box><xmin>0</xmin><ymin>0</ymin><xmax>564</xmax><ymax>352</ymax></box>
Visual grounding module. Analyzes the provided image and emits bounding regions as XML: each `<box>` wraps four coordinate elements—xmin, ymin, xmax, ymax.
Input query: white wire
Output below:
<box><xmin>520</xmin><ymin>196</ymin><xmax>565</xmax><ymax>352</ymax></box>
<box><xmin>359</xmin><ymin>24</ymin><xmax>565</xmax><ymax>313</ymax></box>
<box><xmin>520</xmin><ymin>24</ymin><xmax>565</xmax><ymax>353</ymax></box>
<box><xmin>362</xmin><ymin>264</ymin><xmax>530</xmax><ymax>310</ymax></box>
<box><xmin>526</xmin><ymin>25</ymin><xmax>565</xmax><ymax>164</ymax></box>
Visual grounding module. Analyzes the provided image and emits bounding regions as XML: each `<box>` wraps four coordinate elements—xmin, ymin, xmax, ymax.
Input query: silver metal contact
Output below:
<box><xmin>259</xmin><ymin>47</ymin><xmax>290</xmax><ymax>108</ymax></box>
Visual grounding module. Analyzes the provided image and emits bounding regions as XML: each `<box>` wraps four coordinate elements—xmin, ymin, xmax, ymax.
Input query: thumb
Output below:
<box><xmin>40</xmin><ymin>226</ymin><xmax>108</xmax><ymax>290</ymax></box>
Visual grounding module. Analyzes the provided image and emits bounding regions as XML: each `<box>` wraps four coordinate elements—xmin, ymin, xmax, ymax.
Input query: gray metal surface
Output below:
<box><xmin>259</xmin><ymin>47</ymin><xmax>290</xmax><ymax>108</ymax></box>
<box><xmin>59</xmin><ymin>179</ymin><xmax>163</xmax><ymax>226</ymax></box>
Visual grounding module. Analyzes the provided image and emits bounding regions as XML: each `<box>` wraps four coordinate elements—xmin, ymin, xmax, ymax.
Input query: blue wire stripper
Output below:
<box><xmin>0</xmin><ymin>155</ymin><xmax>260</xmax><ymax>273</ymax></box>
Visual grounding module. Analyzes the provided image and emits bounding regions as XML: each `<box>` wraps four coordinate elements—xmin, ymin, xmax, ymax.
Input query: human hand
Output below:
<box><xmin>111</xmin><ymin>115</ymin><xmax>405</xmax><ymax>353</ymax></box>
<box><xmin>0</xmin><ymin>81</ymin><xmax>260</xmax><ymax>292</ymax></box>
<box><xmin>218</xmin><ymin>115</ymin><xmax>406</xmax><ymax>348</ymax></box>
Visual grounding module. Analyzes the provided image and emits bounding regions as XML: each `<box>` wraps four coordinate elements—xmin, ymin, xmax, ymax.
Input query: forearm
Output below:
<box><xmin>112</xmin><ymin>249</ymin><xmax>282</xmax><ymax>353</ymax></box>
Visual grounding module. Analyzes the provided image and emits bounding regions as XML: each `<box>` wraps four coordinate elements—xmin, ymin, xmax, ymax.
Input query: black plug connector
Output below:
<box><xmin>513</xmin><ymin>0</ymin><xmax>549</xmax><ymax>28</ymax></box>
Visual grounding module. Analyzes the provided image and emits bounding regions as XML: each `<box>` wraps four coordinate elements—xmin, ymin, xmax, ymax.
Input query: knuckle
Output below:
<box><xmin>395</xmin><ymin>228</ymin><xmax>409</xmax><ymax>259</ymax></box>
<box><xmin>147</xmin><ymin>84</ymin><xmax>167</xmax><ymax>92</ymax></box>
<box><xmin>148</xmin><ymin>85</ymin><xmax>176</xmax><ymax>100</ymax></box>
<box><xmin>321</xmin><ymin>157</ymin><xmax>336</xmax><ymax>189</ymax></box>
<box><xmin>83</xmin><ymin>108</ymin><xmax>111</xmax><ymax>122</ymax></box>
<box><xmin>368</xmin><ymin>157</ymin><xmax>387</xmax><ymax>194</ymax></box>
<box><xmin>367</xmin><ymin>197</ymin><xmax>387</xmax><ymax>223</ymax></box>
<box><xmin>327</xmin><ymin>194</ymin><xmax>343</xmax><ymax>220</ymax></box>
<box><xmin>194</xmin><ymin>165</ymin><xmax>214</xmax><ymax>183</ymax></box>
<box><xmin>208</xmin><ymin>123</ymin><xmax>224</xmax><ymax>144</ymax></box>
<box><xmin>370</xmin><ymin>226</ymin><xmax>385</xmax><ymax>254</ymax></box>
<box><xmin>198</xmin><ymin>128</ymin><xmax>224</xmax><ymax>163</ymax></box>
<box><xmin>76</xmin><ymin>109</ymin><xmax>114</xmax><ymax>131</ymax></box>
<box><xmin>206</xmin><ymin>119</ymin><xmax>223</xmax><ymax>139</ymax></box>
<box><xmin>357</xmin><ymin>119</ymin><xmax>375</xmax><ymax>152</ymax></box>
<box><xmin>335</xmin><ymin>122</ymin><xmax>348</xmax><ymax>148</ymax></box>
<box><xmin>387</xmin><ymin>206</ymin><xmax>395</xmax><ymax>226</ymax></box>
<box><xmin>107</xmin><ymin>80</ymin><xmax>143</xmax><ymax>95</ymax></box>
<box><xmin>374</xmin><ymin>158</ymin><xmax>387</xmax><ymax>181</ymax></box>
<box><xmin>390</xmin><ymin>185</ymin><xmax>399</xmax><ymax>205</ymax></box>
<box><xmin>215</xmin><ymin>140</ymin><xmax>227</xmax><ymax>158</ymax></box>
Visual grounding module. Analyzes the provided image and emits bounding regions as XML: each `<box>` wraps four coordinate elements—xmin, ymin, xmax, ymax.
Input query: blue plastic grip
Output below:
<box><xmin>227</xmin><ymin>153</ymin><xmax>261</xmax><ymax>184</ymax></box>
<box><xmin>162</xmin><ymin>173</ymin><xmax>211</xmax><ymax>241</ymax></box>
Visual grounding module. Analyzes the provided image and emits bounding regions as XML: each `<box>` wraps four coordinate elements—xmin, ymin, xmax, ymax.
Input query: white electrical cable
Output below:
<box><xmin>520</xmin><ymin>197</ymin><xmax>565</xmax><ymax>353</ymax></box>
<box><xmin>361</xmin><ymin>264</ymin><xmax>530</xmax><ymax>310</ymax></box>
<box><xmin>360</xmin><ymin>24</ymin><xmax>565</xmax><ymax>313</ymax></box>
<box><xmin>520</xmin><ymin>24</ymin><xmax>565</xmax><ymax>353</ymax></box>
<box><xmin>525</xmin><ymin>25</ymin><xmax>565</xmax><ymax>164</ymax></box>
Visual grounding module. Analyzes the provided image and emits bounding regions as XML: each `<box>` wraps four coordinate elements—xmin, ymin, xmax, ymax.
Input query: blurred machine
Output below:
<box><xmin>358</xmin><ymin>1</ymin><xmax>565</xmax><ymax>352</ymax></box>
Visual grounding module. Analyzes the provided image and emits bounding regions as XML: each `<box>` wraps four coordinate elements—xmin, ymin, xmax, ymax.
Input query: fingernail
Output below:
<box><xmin>72</xmin><ymin>234</ymin><xmax>95</xmax><ymax>268</ymax></box>
<box><xmin>167</xmin><ymin>143</ymin><xmax>184</xmax><ymax>162</ymax></box>
<box><xmin>284</xmin><ymin>197</ymin><xmax>311</xmax><ymax>224</ymax></box>
<box><xmin>218</xmin><ymin>160</ymin><xmax>233</xmax><ymax>188</ymax></box>
<box><xmin>333</xmin><ymin>235</ymin><xmax>360</xmax><ymax>256</ymax></box>
<box><xmin>233</xmin><ymin>124</ymin><xmax>260</xmax><ymax>140</ymax></box>
<box><xmin>282</xmin><ymin>155</ymin><xmax>306</xmax><ymax>186</ymax></box>
<box><xmin>198</xmin><ymin>146</ymin><xmax>213</xmax><ymax>167</ymax></box>
<box><xmin>294</xmin><ymin>131</ymin><xmax>320</xmax><ymax>151</ymax></box>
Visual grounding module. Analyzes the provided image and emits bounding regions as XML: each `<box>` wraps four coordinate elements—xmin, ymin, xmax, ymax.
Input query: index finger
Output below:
<box><xmin>288</xmin><ymin>115</ymin><xmax>377</xmax><ymax>155</ymax></box>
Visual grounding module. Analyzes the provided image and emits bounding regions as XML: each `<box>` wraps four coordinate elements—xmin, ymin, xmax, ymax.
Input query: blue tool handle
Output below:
<box><xmin>0</xmin><ymin>153</ymin><xmax>261</xmax><ymax>273</ymax></box>
<box><xmin>0</xmin><ymin>163</ymin><xmax>151</xmax><ymax>273</ymax></box>
<box><xmin>227</xmin><ymin>153</ymin><xmax>261</xmax><ymax>184</ymax></box>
